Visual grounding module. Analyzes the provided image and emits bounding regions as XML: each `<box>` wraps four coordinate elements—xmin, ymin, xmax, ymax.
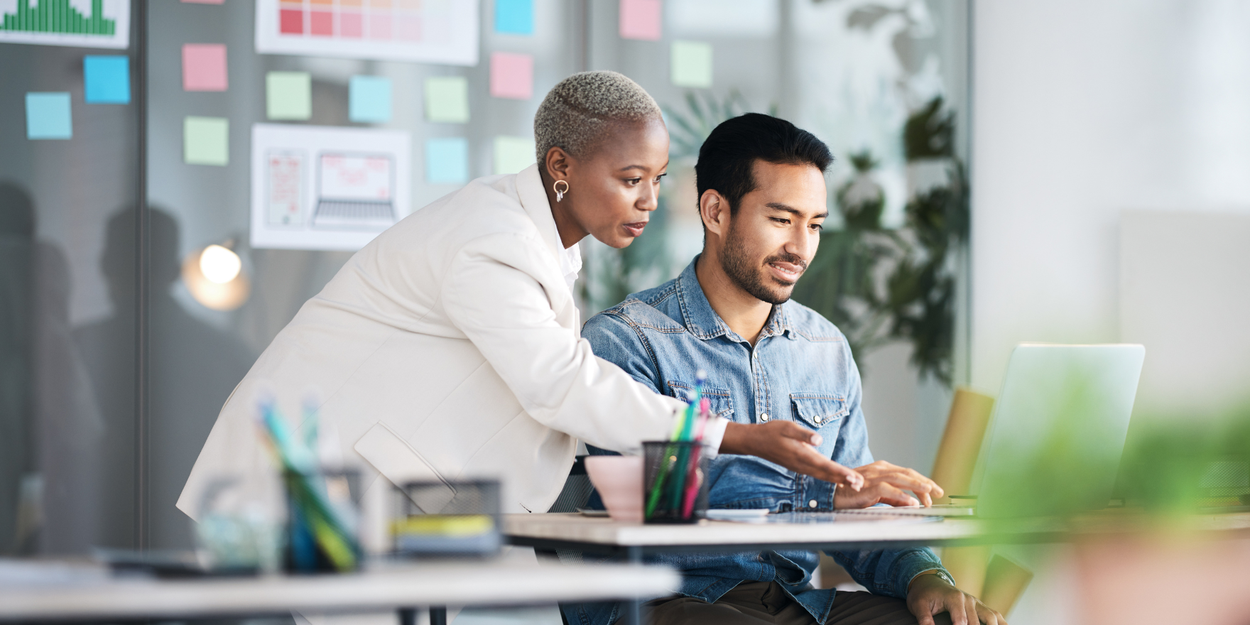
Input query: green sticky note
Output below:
<box><xmin>184</xmin><ymin>116</ymin><xmax>229</xmax><ymax>166</ymax></box>
<box><xmin>493</xmin><ymin>135</ymin><xmax>535</xmax><ymax>175</ymax></box>
<box><xmin>671</xmin><ymin>41</ymin><xmax>713</xmax><ymax>89</ymax></box>
<box><xmin>267</xmin><ymin>71</ymin><xmax>311</xmax><ymax>120</ymax></box>
<box><xmin>425</xmin><ymin>76</ymin><xmax>469</xmax><ymax>123</ymax></box>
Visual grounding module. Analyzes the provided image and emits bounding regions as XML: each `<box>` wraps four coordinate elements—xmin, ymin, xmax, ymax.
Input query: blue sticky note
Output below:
<box><xmin>350</xmin><ymin>75</ymin><xmax>392</xmax><ymax>123</ymax></box>
<box><xmin>26</xmin><ymin>93</ymin><xmax>72</xmax><ymax>140</ymax></box>
<box><xmin>84</xmin><ymin>56</ymin><xmax>130</xmax><ymax>104</ymax></box>
<box><xmin>495</xmin><ymin>0</ymin><xmax>534</xmax><ymax>35</ymax></box>
<box><xmin>425</xmin><ymin>138</ymin><xmax>469</xmax><ymax>184</ymax></box>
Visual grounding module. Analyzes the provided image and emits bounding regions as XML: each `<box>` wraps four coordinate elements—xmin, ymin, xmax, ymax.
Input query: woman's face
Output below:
<box><xmin>564</xmin><ymin>118</ymin><xmax>670</xmax><ymax>249</ymax></box>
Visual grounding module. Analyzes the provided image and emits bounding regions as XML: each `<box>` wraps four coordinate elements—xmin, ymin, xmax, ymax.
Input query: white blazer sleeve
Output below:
<box><xmin>439</xmin><ymin>232</ymin><xmax>685</xmax><ymax>453</ymax></box>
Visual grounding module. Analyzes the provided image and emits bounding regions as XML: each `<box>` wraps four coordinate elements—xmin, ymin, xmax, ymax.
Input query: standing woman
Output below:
<box><xmin>179</xmin><ymin>72</ymin><xmax>861</xmax><ymax>528</ymax></box>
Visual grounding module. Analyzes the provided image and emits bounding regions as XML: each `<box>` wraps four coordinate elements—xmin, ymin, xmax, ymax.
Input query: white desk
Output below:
<box><xmin>504</xmin><ymin>512</ymin><xmax>987</xmax><ymax>555</ymax></box>
<box><xmin>0</xmin><ymin>559</ymin><xmax>680</xmax><ymax>623</ymax></box>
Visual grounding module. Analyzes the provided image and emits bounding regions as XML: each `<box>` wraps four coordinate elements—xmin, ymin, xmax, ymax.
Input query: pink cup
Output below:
<box><xmin>584</xmin><ymin>456</ymin><xmax>644</xmax><ymax>523</ymax></box>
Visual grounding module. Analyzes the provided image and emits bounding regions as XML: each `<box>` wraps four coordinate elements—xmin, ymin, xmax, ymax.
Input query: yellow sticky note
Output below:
<box><xmin>493</xmin><ymin>136</ymin><xmax>535</xmax><ymax>175</ymax></box>
<box><xmin>184</xmin><ymin>116</ymin><xmax>229</xmax><ymax>166</ymax></box>
<box><xmin>671</xmin><ymin>41</ymin><xmax>713</xmax><ymax>89</ymax></box>
<box><xmin>267</xmin><ymin>71</ymin><xmax>311</xmax><ymax>120</ymax></box>
<box><xmin>425</xmin><ymin>76</ymin><xmax>469</xmax><ymax>123</ymax></box>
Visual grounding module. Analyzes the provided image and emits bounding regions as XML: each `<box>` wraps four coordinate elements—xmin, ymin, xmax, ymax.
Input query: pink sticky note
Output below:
<box><xmin>490</xmin><ymin>52</ymin><xmax>534</xmax><ymax>100</ymax></box>
<box><xmin>620</xmin><ymin>0</ymin><xmax>661</xmax><ymax>41</ymax></box>
<box><xmin>182</xmin><ymin>44</ymin><xmax>228</xmax><ymax>92</ymax></box>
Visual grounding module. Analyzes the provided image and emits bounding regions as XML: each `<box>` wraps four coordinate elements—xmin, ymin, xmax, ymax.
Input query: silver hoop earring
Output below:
<box><xmin>553</xmin><ymin>179</ymin><xmax>569</xmax><ymax>203</ymax></box>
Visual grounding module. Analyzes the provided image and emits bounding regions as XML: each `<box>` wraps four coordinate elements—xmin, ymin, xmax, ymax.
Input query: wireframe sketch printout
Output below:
<box><xmin>252</xmin><ymin>124</ymin><xmax>411</xmax><ymax>251</ymax></box>
<box><xmin>254</xmin><ymin>0</ymin><xmax>478</xmax><ymax>65</ymax></box>
<box><xmin>0</xmin><ymin>0</ymin><xmax>131</xmax><ymax>49</ymax></box>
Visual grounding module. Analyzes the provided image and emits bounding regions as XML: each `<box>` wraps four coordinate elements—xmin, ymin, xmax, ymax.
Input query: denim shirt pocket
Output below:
<box><xmin>789</xmin><ymin>393</ymin><xmax>850</xmax><ymax>431</ymax></box>
<box><xmin>667</xmin><ymin>381</ymin><xmax>734</xmax><ymax>419</ymax></box>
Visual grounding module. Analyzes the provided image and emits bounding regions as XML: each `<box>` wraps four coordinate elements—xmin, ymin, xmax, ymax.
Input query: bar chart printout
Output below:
<box><xmin>254</xmin><ymin>0</ymin><xmax>478</xmax><ymax>65</ymax></box>
<box><xmin>0</xmin><ymin>0</ymin><xmax>130</xmax><ymax>49</ymax></box>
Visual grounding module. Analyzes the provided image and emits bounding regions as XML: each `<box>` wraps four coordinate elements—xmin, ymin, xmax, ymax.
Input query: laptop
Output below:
<box><xmin>854</xmin><ymin>344</ymin><xmax>1145</xmax><ymax>519</ymax></box>
<box><xmin>312</xmin><ymin>152</ymin><xmax>397</xmax><ymax>230</ymax></box>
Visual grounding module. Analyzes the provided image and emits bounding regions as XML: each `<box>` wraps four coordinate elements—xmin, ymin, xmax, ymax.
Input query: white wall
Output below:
<box><xmin>971</xmin><ymin>0</ymin><xmax>1250</xmax><ymax>394</ymax></box>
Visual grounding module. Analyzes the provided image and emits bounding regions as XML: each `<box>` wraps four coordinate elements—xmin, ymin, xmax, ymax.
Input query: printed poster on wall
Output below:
<box><xmin>0</xmin><ymin>0</ymin><xmax>130</xmax><ymax>49</ymax></box>
<box><xmin>254</xmin><ymin>0</ymin><xmax>478</xmax><ymax>66</ymax></box>
<box><xmin>251</xmin><ymin>124</ymin><xmax>412</xmax><ymax>251</ymax></box>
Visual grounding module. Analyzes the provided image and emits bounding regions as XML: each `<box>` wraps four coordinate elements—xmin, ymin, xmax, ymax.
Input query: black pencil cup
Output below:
<box><xmin>642</xmin><ymin>441</ymin><xmax>710</xmax><ymax>524</ymax></box>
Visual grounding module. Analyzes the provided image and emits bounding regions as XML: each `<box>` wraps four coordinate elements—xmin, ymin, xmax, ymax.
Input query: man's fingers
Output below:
<box><xmin>875</xmin><ymin>485</ymin><xmax>920</xmax><ymax>508</ymax></box>
<box><xmin>966</xmin><ymin>595</ymin><xmax>985</xmax><ymax>625</ymax></box>
<box><xmin>977</xmin><ymin>604</ymin><xmax>1005</xmax><ymax>625</ymax></box>
<box><xmin>918</xmin><ymin>489</ymin><xmax>934</xmax><ymax>508</ymax></box>
<box><xmin>947</xmin><ymin>594</ymin><xmax>969</xmax><ymax>625</ymax></box>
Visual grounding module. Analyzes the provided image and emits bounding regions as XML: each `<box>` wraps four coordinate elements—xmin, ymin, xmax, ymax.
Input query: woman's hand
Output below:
<box><xmin>720</xmin><ymin>421</ymin><xmax>864</xmax><ymax>490</ymax></box>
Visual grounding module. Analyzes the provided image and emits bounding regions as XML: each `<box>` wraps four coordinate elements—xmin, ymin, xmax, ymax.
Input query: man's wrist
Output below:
<box><xmin>720</xmin><ymin>422</ymin><xmax>751</xmax><ymax>456</ymax></box>
<box><xmin>907</xmin><ymin>569</ymin><xmax>955</xmax><ymax>594</ymax></box>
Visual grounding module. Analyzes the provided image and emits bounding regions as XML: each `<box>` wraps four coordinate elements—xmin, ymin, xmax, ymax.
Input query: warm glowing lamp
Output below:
<box><xmin>182</xmin><ymin>241</ymin><xmax>251</xmax><ymax>311</ymax></box>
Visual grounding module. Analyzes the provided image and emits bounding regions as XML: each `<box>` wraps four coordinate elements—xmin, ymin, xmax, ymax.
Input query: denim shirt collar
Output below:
<box><xmin>676</xmin><ymin>256</ymin><xmax>796</xmax><ymax>343</ymax></box>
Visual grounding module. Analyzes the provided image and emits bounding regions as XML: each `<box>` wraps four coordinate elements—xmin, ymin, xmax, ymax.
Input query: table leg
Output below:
<box><xmin>623</xmin><ymin>546</ymin><xmax>643</xmax><ymax>625</ymax></box>
<box><xmin>430</xmin><ymin>606</ymin><xmax>448</xmax><ymax>625</ymax></box>
<box><xmin>398</xmin><ymin>608</ymin><xmax>417</xmax><ymax>625</ymax></box>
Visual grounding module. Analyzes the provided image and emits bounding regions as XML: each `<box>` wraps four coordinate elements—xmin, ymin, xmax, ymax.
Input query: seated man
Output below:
<box><xmin>571</xmin><ymin>114</ymin><xmax>1005</xmax><ymax>625</ymax></box>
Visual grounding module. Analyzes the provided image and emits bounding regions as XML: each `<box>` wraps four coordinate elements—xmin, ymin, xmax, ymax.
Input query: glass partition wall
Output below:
<box><xmin>0</xmin><ymin>0</ymin><xmax>968</xmax><ymax>556</ymax></box>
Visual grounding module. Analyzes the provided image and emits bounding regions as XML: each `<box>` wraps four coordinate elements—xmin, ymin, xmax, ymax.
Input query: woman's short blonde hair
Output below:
<box><xmin>533</xmin><ymin>71</ymin><xmax>662</xmax><ymax>169</ymax></box>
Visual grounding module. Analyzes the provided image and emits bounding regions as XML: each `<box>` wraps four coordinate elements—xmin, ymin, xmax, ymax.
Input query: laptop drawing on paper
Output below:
<box><xmin>843</xmin><ymin>344</ymin><xmax>1145</xmax><ymax>519</ymax></box>
<box><xmin>312</xmin><ymin>152</ymin><xmax>397</xmax><ymax>230</ymax></box>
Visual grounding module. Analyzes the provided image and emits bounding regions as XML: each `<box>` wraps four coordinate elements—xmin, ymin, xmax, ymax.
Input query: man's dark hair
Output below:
<box><xmin>694</xmin><ymin>113</ymin><xmax>834</xmax><ymax>216</ymax></box>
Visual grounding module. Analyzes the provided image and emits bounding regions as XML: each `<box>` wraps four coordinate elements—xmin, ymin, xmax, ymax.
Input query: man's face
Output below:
<box><xmin>719</xmin><ymin>160</ymin><xmax>828</xmax><ymax>305</ymax></box>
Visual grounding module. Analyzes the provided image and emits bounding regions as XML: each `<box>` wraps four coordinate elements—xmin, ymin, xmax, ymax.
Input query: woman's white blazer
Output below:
<box><xmin>178</xmin><ymin>164</ymin><xmax>684</xmax><ymax>521</ymax></box>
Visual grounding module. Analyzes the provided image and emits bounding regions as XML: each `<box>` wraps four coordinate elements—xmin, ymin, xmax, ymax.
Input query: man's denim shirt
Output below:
<box><xmin>567</xmin><ymin>258</ymin><xmax>948</xmax><ymax>625</ymax></box>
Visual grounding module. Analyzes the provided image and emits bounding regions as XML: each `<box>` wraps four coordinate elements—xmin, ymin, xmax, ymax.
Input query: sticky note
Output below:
<box><xmin>490</xmin><ymin>52</ymin><xmax>534</xmax><ymax>100</ymax></box>
<box><xmin>182</xmin><ymin>44</ymin><xmax>228</xmax><ymax>92</ymax></box>
<box><xmin>671</xmin><ymin>41</ymin><xmax>713</xmax><ymax>89</ymax></box>
<box><xmin>266</xmin><ymin>71</ymin><xmax>311</xmax><ymax>120</ymax></box>
<box><xmin>350</xmin><ymin>75</ymin><xmax>392</xmax><ymax>123</ymax></box>
<box><xmin>25</xmin><ymin>93</ymin><xmax>72</xmax><ymax>140</ymax></box>
<box><xmin>494</xmin><ymin>0</ymin><xmax>534</xmax><ymax>35</ymax></box>
<box><xmin>620</xmin><ymin>0</ymin><xmax>661</xmax><ymax>41</ymax></box>
<box><xmin>493</xmin><ymin>136</ymin><xmax>535</xmax><ymax>175</ymax></box>
<box><xmin>84</xmin><ymin>56</ymin><xmax>130</xmax><ymax>104</ymax></box>
<box><xmin>425</xmin><ymin>138</ymin><xmax>470</xmax><ymax>184</ymax></box>
<box><xmin>184</xmin><ymin>116</ymin><xmax>229</xmax><ymax>166</ymax></box>
<box><xmin>424</xmin><ymin>76</ymin><xmax>469</xmax><ymax>123</ymax></box>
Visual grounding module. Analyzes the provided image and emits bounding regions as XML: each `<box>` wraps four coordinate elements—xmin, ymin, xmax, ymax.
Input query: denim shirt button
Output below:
<box><xmin>814</xmin><ymin>416</ymin><xmax>822</xmax><ymax>424</ymax></box>
<box><xmin>759</xmin><ymin>413</ymin><xmax>769</xmax><ymax>422</ymax></box>
<box><xmin>808</xmin><ymin>499</ymin><xmax>818</xmax><ymax>508</ymax></box>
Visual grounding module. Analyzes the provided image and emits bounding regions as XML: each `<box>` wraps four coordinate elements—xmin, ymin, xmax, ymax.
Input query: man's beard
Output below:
<box><xmin>719</xmin><ymin>224</ymin><xmax>806</xmax><ymax>306</ymax></box>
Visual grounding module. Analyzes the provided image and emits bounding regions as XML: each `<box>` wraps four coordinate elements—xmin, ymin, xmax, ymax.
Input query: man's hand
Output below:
<box><xmin>720</xmin><ymin>421</ymin><xmax>864</xmax><ymax>490</ymax></box>
<box><xmin>833</xmin><ymin>460</ymin><xmax>944</xmax><ymax>508</ymax></box>
<box><xmin>907</xmin><ymin>572</ymin><xmax>1006</xmax><ymax>625</ymax></box>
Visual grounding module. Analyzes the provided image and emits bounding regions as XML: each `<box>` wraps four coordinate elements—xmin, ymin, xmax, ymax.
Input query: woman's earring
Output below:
<box><xmin>553</xmin><ymin>179</ymin><xmax>570</xmax><ymax>203</ymax></box>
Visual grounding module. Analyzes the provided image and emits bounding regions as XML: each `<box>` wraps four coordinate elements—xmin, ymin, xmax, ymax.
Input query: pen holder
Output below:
<box><xmin>282</xmin><ymin>467</ymin><xmax>362</xmax><ymax>574</ymax></box>
<box><xmin>643</xmin><ymin>441</ymin><xmax>710</xmax><ymax>524</ymax></box>
<box><xmin>391</xmin><ymin>479</ymin><xmax>502</xmax><ymax>557</ymax></box>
